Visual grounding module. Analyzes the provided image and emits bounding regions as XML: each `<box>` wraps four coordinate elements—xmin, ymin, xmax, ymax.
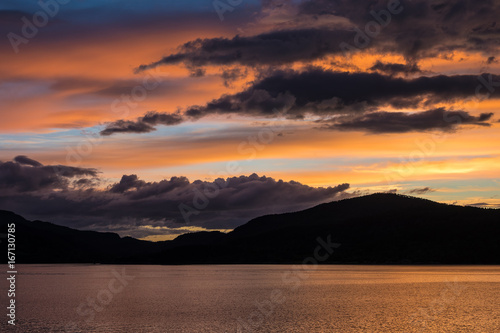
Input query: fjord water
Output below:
<box><xmin>2</xmin><ymin>265</ymin><xmax>499</xmax><ymax>332</ymax></box>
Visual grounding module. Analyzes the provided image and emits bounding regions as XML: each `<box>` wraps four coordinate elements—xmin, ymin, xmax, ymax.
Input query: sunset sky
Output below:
<box><xmin>1</xmin><ymin>0</ymin><xmax>499</xmax><ymax>241</ymax></box>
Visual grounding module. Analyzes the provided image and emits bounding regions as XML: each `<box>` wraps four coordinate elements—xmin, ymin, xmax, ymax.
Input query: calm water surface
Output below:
<box><xmin>1</xmin><ymin>265</ymin><xmax>499</xmax><ymax>332</ymax></box>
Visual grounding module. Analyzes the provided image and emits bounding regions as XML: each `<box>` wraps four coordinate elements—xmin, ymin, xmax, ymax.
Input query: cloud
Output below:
<box><xmin>407</xmin><ymin>187</ymin><xmax>435</xmax><ymax>195</ymax></box>
<box><xmin>137</xmin><ymin>0</ymin><xmax>500</xmax><ymax>72</ymax></box>
<box><xmin>13</xmin><ymin>155</ymin><xmax>43</xmax><ymax>167</ymax></box>
<box><xmin>221</xmin><ymin>67</ymin><xmax>248</xmax><ymax>87</ymax></box>
<box><xmin>487</xmin><ymin>56</ymin><xmax>498</xmax><ymax>64</ymax></box>
<box><xmin>135</xmin><ymin>29</ymin><xmax>357</xmax><ymax>72</ymax></box>
<box><xmin>0</xmin><ymin>156</ymin><xmax>98</xmax><ymax>193</ymax></box>
<box><xmin>369</xmin><ymin>61</ymin><xmax>421</xmax><ymax>76</ymax></box>
<box><xmin>100</xmin><ymin>111</ymin><xmax>184</xmax><ymax>136</ymax></box>
<box><xmin>101</xmin><ymin>70</ymin><xmax>500</xmax><ymax>135</ymax></box>
<box><xmin>320</xmin><ymin>108</ymin><xmax>494</xmax><ymax>133</ymax></box>
<box><xmin>297</xmin><ymin>0</ymin><xmax>500</xmax><ymax>59</ymax></box>
<box><xmin>99</xmin><ymin>120</ymin><xmax>155</xmax><ymax>135</ymax></box>
<box><xmin>108</xmin><ymin>174</ymin><xmax>147</xmax><ymax>193</ymax></box>
<box><xmin>0</xmin><ymin>158</ymin><xmax>353</xmax><ymax>235</ymax></box>
<box><xmin>467</xmin><ymin>202</ymin><xmax>500</xmax><ymax>208</ymax></box>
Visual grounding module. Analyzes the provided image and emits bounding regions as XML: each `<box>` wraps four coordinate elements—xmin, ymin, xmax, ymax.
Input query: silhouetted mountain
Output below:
<box><xmin>0</xmin><ymin>210</ymin><xmax>164</xmax><ymax>263</ymax></box>
<box><xmin>1</xmin><ymin>194</ymin><xmax>499</xmax><ymax>264</ymax></box>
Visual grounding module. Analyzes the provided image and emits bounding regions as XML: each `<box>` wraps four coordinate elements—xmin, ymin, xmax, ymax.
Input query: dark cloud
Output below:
<box><xmin>0</xmin><ymin>161</ymin><xmax>352</xmax><ymax>235</ymax></box>
<box><xmin>407</xmin><ymin>187</ymin><xmax>435</xmax><ymax>195</ymax></box>
<box><xmin>221</xmin><ymin>67</ymin><xmax>248</xmax><ymax>87</ymax></box>
<box><xmin>320</xmin><ymin>108</ymin><xmax>494</xmax><ymax>133</ymax></box>
<box><xmin>101</xmin><ymin>70</ymin><xmax>500</xmax><ymax>135</ymax></box>
<box><xmin>141</xmin><ymin>111</ymin><xmax>184</xmax><ymax>125</ymax></box>
<box><xmin>369</xmin><ymin>61</ymin><xmax>421</xmax><ymax>76</ymax></box>
<box><xmin>467</xmin><ymin>202</ymin><xmax>500</xmax><ymax>209</ymax></box>
<box><xmin>234</xmin><ymin>71</ymin><xmax>500</xmax><ymax>114</ymax></box>
<box><xmin>0</xmin><ymin>156</ymin><xmax>98</xmax><ymax>193</ymax></box>
<box><xmin>135</xmin><ymin>29</ymin><xmax>356</xmax><ymax>72</ymax></box>
<box><xmin>100</xmin><ymin>120</ymin><xmax>155</xmax><ymax>135</ymax></box>
<box><xmin>298</xmin><ymin>0</ymin><xmax>500</xmax><ymax>59</ymax></box>
<box><xmin>138</xmin><ymin>0</ymin><xmax>500</xmax><ymax>72</ymax></box>
<box><xmin>14</xmin><ymin>155</ymin><xmax>42</xmax><ymax>167</ymax></box>
<box><xmin>100</xmin><ymin>111</ymin><xmax>183</xmax><ymax>136</ymax></box>
<box><xmin>108</xmin><ymin>175</ymin><xmax>146</xmax><ymax>193</ymax></box>
<box><xmin>467</xmin><ymin>202</ymin><xmax>500</xmax><ymax>208</ymax></box>
<box><xmin>487</xmin><ymin>56</ymin><xmax>498</xmax><ymax>64</ymax></box>
<box><xmin>188</xmin><ymin>67</ymin><xmax>206</xmax><ymax>78</ymax></box>
<box><xmin>73</xmin><ymin>178</ymin><xmax>99</xmax><ymax>188</ymax></box>
<box><xmin>106</xmin><ymin>174</ymin><xmax>191</xmax><ymax>199</ymax></box>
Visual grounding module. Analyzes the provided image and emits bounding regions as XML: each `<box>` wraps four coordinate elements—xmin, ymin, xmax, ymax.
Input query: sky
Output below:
<box><xmin>1</xmin><ymin>0</ymin><xmax>499</xmax><ymax>241</ymax></box>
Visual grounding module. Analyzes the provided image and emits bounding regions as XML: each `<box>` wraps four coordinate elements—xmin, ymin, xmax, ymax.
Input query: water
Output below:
<box><xmin>1</xmin><ymin>265</ymin><xmax>499</xmax><ymax>332</ymax></box>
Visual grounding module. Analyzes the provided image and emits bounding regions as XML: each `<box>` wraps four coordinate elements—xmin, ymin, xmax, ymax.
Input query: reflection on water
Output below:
<box><xmin>1</xmin><ymin>265</ymin><xmax>499</xmax><ymax>332</ymax></box>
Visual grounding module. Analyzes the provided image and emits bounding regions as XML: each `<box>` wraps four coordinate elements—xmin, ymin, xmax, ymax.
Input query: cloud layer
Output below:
<box><xmin>0</xmin><ymin>156</ymin><xmax>352</xmax><ymax>237</ymax></box>
<box><xmin>138</xmin><ymin>0</ymin><xmax>500</xmax><ymax>71</ymax></box>
<box><xmin>0</xmin><ymin>156</ymin><xmax>98</xmax><ymax>193</ymax></box>
<box><xmin>320</xmin><ymin>108</ymin><xmax>493</xmax><ymax>133</ymax></box>
<box><xmin>136</xmin><ymin>29</ymin><xmax>357</xmax><ymax>71</ymax></box>
<box><xmin>101</xmin><ymin>70</ymin><xmax>499</xmax><ymax>135</ymax></box>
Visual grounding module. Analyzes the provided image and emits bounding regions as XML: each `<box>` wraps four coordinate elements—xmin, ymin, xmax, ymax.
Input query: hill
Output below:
<box><xmin>1</xmin><ymin>193</ymin><xmax>499</xmax><ymax>264</ymax></box>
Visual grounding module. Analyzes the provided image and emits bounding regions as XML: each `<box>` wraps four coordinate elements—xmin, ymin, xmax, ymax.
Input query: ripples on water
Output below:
<box><xmin>1</xmin><ymin>265</ymin><xmax>499</xmax><ymax>332</ymax></box>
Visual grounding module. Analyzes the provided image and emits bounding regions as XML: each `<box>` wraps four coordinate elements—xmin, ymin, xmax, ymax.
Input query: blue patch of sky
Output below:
<box><xmin>1</xmin><ymin>0</ymin><xmax>261</xmax><ymax>15</ymax></box>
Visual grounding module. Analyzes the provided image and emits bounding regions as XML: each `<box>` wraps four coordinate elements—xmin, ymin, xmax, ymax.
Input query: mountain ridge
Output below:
<box><xmin>1</xmin><ymin>193</ymin><xmax>499</xmax><ymax>264</ymax></box>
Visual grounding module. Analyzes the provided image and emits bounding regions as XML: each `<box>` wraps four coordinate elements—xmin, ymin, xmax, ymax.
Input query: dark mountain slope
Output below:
<box><xmin>0</xmin><ymin>210</ymin><xmax>163</xmax><ymax>263</ymax></box>
<box><xmin>156</xmin><ymin>194</ymin><xmax>500</xmax><ymax>264</ymax></box>
<box><xmin>1</xmin><ymin>193</ymin><xmax>499</xmax><ymax>264</ymax></box>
